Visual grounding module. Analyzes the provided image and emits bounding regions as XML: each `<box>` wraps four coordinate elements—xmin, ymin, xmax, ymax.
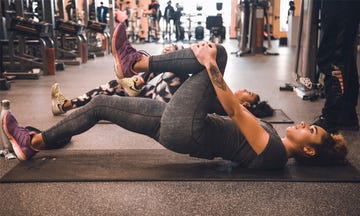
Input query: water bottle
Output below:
<box><xmin>0</xmin><ymin>99</ymin><xmax>16</xmax><ymax>160</ymax></box>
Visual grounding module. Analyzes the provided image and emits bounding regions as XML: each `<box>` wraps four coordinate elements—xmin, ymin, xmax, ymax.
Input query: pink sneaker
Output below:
<box><xmin>2</xmin><ymin>112</ymin><xmax>38</xmax><ymax>161</ymax></box>
<box><xmin>112</xmin><ymin>23</ymin><xmax>144</xmax><ymax>79</ymax></box>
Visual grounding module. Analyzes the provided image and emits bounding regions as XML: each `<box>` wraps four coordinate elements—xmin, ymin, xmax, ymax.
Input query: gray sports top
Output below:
<box><xmin>203</xmin><ymin>114</ymin><xmax>288</xmax><ymax>170</ymax></box>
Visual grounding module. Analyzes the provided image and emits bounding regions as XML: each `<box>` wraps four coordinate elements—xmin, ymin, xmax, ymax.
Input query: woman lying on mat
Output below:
<box><xmin>51</xmin><ymin>25</ymin><xmax>273</xmax><ymax>118</ymax></box>
<box><xmin>2</xmin><ymin>40</ymin><xmax>348</xmax><ymax>169</ymax></box>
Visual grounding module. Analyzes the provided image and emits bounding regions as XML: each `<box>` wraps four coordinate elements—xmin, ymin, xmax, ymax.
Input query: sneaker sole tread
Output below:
<box><xmin>112</xmin><ymin>25</ymin><xmax>125</xmax><ymax>79</ymax></box>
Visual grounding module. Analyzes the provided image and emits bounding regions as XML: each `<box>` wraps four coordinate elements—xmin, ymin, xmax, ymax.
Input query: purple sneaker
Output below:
<box><xmin>112</xmin><ymin>23</ymin><xmax>144</xmax><ymax>79</ymax></box>
<box><xmin>2</xmin><ymin>112</ymin><xmax>38</xmax><ymax>161</ymax></box>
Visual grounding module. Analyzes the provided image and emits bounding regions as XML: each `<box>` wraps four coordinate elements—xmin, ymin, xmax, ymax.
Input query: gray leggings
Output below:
<box><xmin>42</xmin><ymin>45</ymin><xmax>227</xmax><ymax>158</ymax></box>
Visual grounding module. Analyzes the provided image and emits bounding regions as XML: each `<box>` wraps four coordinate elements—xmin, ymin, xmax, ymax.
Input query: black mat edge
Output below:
<box><xmin>262</xmin><ymin>109</ymin><xmax>294</xmax><ymax>124</ymax></box>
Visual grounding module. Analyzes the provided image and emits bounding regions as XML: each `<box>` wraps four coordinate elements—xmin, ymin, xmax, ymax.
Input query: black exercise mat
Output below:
<box><xmin>261</xmin><ymin>109</ymin><xmax>294</xmax><ymax>124</ymax></box>
<box><xmin>1</xmin><ymin>149</ymin><xmax>359</xmax><ymax>183</ymax></box>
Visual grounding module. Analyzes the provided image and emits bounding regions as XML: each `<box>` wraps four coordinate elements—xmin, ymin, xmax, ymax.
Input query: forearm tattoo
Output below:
<box><xmin>210</xmin><ymin>66</ymin><xmax>226</xmax><ymax>91</ymax></box>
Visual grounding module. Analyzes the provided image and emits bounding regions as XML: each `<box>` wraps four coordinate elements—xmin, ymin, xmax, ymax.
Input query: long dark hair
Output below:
<box><xmin>294</xmin><ymin>133</ymin><xmax>348</xmax><ymax>166</ymax></box>
<box><xmin>246</xmin><ymin>95</ymin><xmax>274</xmax><ymax>118</ymax></box>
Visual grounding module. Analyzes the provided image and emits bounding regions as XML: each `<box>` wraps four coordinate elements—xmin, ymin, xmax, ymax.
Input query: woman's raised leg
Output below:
<box><xmin>158</xmin><ymin>45</ymin><xmax>228</xmax><ymax>158</ymax></box>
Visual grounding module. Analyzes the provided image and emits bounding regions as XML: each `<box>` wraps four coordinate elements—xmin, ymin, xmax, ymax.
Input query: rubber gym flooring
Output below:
<box><xmin>1</xmin><ymin>40</ymin><xmax>359</xmax><ymax>215</ymax></box>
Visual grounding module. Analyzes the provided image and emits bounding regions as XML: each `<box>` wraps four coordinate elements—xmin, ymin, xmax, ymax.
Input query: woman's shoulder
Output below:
<box><xmin>258</xmin><ymin>131</ymin><xmax>288</xmax><ymax>169</ymax></box>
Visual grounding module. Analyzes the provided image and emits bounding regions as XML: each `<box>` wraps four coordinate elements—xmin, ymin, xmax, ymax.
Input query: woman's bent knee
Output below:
<box><xmin>216</xmin><ymin>44</ymin><xmax>227</xmax><ymax>57</ymax></box>
<box><xmin>215</xmin><ymin>44</ymin><xmax>227</xmax><ymax>74</ymax></box>
<box><xmin>89</xmin><ymin>95</ymin><xmax>108</xmax><ymax>107</ymax></box>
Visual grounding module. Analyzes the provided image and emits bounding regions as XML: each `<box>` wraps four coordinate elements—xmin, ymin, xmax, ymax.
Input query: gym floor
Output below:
<box><xmin>1</xmin><ymin>39</ymin><xmax>359</xmax><ymax>215</ymax></box>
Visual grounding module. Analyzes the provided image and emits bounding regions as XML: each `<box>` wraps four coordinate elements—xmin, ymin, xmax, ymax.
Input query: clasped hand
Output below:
<box><xmin>191</xmin><ymin>42</ymin><xmax>217</xmax><ymax>68</ymax></box>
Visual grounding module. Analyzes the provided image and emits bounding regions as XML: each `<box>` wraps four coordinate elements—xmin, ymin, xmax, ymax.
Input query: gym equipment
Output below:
<box><xmin>181</xmin><ymin>13</ymin><xmax>196</xmax><ymax>41</ymax></box>
<box><xmin>0</xmin><ymin>78</ymin><xmax>11</xmax><ymax>90</ymax></box>
<box><xmin>0</xmin><ymin>1</ymin><xmax>7</xmax><ymax>39</ymax></box>
<box><xmin>232</xmin><ymin>0</ymin><xmax>278</xmax><ymax>57</ymax></box>
<box><xmin>0</xmin><ymin>46</ymin><xmax>10</xmax><ymax>90</ymax></box>
<box><xmin>0</xmin><ymin>1</ymin><xmax>11</xmax><ymax>90</ymax></box>
<box><xmin>55</xmin><ymin>18</ymin><xmax>87</xmax><ymax>65</ymax></box>
<box><xmin>2</xmin><ymin>149</ymin><xmax>359</xmax><ymax>183</ymax></box>
<box><xmin>194</xmin><ymin>4</ymin><xmax>204</xmax><ymax>41</ymax></box>
<box><xmin>86</xmin><ymin>0</ymin><xmax>111</xmax><ymax>58</ymax></box>
<box><xmin>5</xmin><ymin>16</ymin><xmax>54</xmax><ymax>77</ymax></box>
<box><xmin>55</xmin><ymin>0</ymin><xmax>87</xmax><ymax>65</ymax></box>
<box><xmin>206</xmin><ymin>15</ymin><xmax>225</xmax><ymax>44</ymax></box>
<box><xmin>292</xmin><ymin>0</ymin><xmax>322</xmax><ymax>100</ymax></box>
<box><xmin>86</xmin><ymin>20</ymin><xmax>110</xmax><ymax>57</ymax></box>
<box><xmin>205</xmin><ymin>2</ymin><xmax>225</xmax><ymax>44</ymax></box>
<box><xmin>1</xmin><ymin>0</ymin><xmax>56</xmax><ymax>79</ymax></box>
<box><xmin>65</xmin><ymin>0</ymin><xmax>77</xmax><ymax>21</ymax></box>
<box><xmin>195</xmin><ymin>21</ymin><xmax>204</xmax><ymax>40</ymax></box>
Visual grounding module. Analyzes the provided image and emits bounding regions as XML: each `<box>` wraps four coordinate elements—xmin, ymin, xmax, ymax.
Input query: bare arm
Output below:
<box><xmin>191</xmin><ymin>42</ymin><xmax>269</xmax><ymax>154</ymax></box>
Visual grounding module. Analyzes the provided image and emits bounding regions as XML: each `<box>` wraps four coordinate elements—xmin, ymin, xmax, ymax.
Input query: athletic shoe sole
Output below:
<box><xmin>2</xmin><ymin>114</ymin><xmax>27</xmax><ymax>161</ymax></box>
<box><xmin>112</xmin><ymin>24</ymin><xmax>125</xmax><ymax>79</ymax></box>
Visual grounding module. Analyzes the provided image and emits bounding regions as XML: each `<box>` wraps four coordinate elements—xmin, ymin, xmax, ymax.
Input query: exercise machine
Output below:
<box><xmin>0</xmin><ymin>0</ymin><xmax>10</xmax><ymax>89</ymax></box>
<box><xmin>195</xmin><ymin>21</ymin><xmax>204</xmax><ymax>41</ymax></box>
<box><xmin>194</xmin><ymin>4</ymin><xmax>204</xmax><ymax>41</ymax></box>
<box><xmin>206</xmin><ymin>15</ymin><xmax>224</xmax><ymax>44</ymax></box>
<box><xmin>55</xmin><ymin>0</ymin><xmax>87</xmax><ymax>65</ymax></box>
<box><xmin>232</xmin><ymin>0</ymin><xmax>278</xmax><ymax>57</ymax></box>
<box><xmin>182</xmin><ymin>13</ymin><xmax>196</xmax><ymax>42</ymax></box>
<box><xmin>1</xmin><ymin>0</ymin><xmax>56</xmax><ymax>79</ymax></box>
<box><xmin>205</xmin><ymin>2</ymin><xmax>225</xmax><ymax>44</ymax></box>
<box><xmin>86</xmin><ymin>0</ymin><xmax>111</xmax><ymax>58</ymax></box>
<box><xmin>291</xmin><ymin>0</ymin><xmax>323</xmax><ymax>100</ymax></box>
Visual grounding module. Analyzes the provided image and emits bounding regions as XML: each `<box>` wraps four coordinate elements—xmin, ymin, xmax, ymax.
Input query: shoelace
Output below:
<box><xmin>139</xmin><ymin>50</ymin><xmax>151</xmax><ymax>57</ymax></box>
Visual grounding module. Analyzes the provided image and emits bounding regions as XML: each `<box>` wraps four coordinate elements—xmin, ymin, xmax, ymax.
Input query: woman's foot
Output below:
<box><xmin>51</xmin><ymin>83</ymin><xmax>68</xmax><ymax>115</ymax></box>
<box><xmin>118</xmin><ymin>76</ymin><xmax>144</xmax><ymax>97</ymax></box>
<box><xmin>2</xmin><ymin>112</ymin><xmax>38</xmax><ymax>161</ymax></box>
<box><xmin>112</xmin><ymin>23</ymin><xmax>144</xmax><ymax>79</ymax></box>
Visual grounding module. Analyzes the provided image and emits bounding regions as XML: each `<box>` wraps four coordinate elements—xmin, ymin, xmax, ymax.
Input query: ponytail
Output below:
<box><xmin>247</xmin><ymin>101</ymin><xmax>274</xmax><ymax>118</ymax></box>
